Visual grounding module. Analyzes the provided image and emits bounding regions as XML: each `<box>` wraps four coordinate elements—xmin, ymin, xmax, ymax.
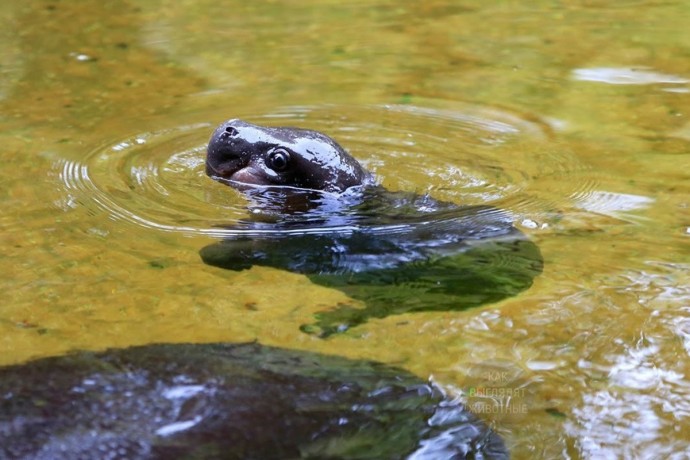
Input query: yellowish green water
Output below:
<box><xmin>1</xmin><ymin>1</ymin><xmax>689</xmax><ymax>458</ymax></box>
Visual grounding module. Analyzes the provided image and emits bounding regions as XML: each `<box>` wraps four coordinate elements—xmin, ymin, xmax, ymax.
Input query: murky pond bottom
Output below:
<box><xmin>2</xmin><ymin>0</ymin><xmax>690</xmax><ymax>458</ymax></box>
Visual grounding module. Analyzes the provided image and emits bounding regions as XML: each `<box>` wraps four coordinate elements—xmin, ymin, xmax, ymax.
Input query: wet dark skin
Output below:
<box><xmin>202</xmin><ymin>119</ymin><xmax>543</xmax><ymax>337</ymax></box>
<box><xmin>206</xmin><ymin>119</ymin><xmax>370</xmax><ymax>193</ymax></box>
<box><xmin>0</xmin><ymin>342</ymin><xmax>508</xmax><ymax>459</ymax></box>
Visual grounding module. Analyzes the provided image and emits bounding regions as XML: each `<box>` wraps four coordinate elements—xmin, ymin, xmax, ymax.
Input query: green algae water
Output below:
<box><xmin>1</xmin><ymin>1</ymin><xmax>689</xmax><ymax>458</ymax></box>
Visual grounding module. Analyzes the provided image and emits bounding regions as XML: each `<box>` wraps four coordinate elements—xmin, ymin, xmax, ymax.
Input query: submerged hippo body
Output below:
<box><xmin>0</xmin><ymin>342</ymin><xmax>507</xmax><ymax>459</ymax></box>
<box><xmin>202</xmin><ymin>120</ymin><xmax>543</xmax><ymax>336</ymax></box>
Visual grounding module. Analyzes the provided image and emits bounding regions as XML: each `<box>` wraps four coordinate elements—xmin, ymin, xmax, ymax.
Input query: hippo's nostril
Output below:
<box><xmin>225</xmin><ymin>126</ymin><xmax>239</xmax><ymax>137</ymax></box>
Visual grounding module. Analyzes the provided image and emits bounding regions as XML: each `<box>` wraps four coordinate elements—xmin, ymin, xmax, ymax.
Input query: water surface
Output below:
<box><xmin>1</xmin><ymin>1</ymin><xmax>689</xmax><ymax>458</ymax></box>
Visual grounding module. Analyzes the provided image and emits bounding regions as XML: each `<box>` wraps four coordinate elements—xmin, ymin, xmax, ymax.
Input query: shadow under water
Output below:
<box><xmin>200</xmin><ymin>187</ymin><xmax>543</xmax><ymax>337</ymax></box>
<box><xmin>0</xmin><ymin>342</ymin><xmax>507</xmax><ymax>460</ymax></box>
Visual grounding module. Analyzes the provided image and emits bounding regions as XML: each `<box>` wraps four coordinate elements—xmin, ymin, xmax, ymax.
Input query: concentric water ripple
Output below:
<box><xmin>58</xmin><ymin>104</ymin><xmax>596</xmax><ymax>237</ymax></box>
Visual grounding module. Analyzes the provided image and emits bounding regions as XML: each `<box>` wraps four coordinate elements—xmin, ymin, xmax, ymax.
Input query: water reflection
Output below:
<box><xmin>561</xmin><ymin>263</ymin><xmax>690</xmax><ymax>457</ymax></box>
<box><xmin>572</xmin><ymin>67</ymin><xmax>689</xmax><ymax>86</ymax></box>
<box><xmin>569</xmin><ymin>340</ymin><xmax>690</xmax><ymax>458</ymax></box>
<box><xmin>572</xmin><ymin>190</ymin><xmax>654</xmax><ymax>222</ymax></box>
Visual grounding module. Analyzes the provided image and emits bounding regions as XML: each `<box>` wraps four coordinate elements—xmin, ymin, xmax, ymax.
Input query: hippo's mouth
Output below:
<box><xmin>206</xmin><ymin>161</ymin><xmax>268</xmax><ymax>187</ymax></box>
<box><xmin>205</xmin><ymin>160</ymin><xmax>234</xmax><ymax>180</ymax></box>
<box><xmin>226</xmin><ymin>166</ymin><xmax>267</xmax><ymax>185</ymax></box>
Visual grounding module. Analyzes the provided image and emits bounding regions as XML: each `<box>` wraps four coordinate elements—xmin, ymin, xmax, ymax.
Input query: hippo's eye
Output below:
<box><xmin>267</xmin><ymin>148</ymin><xmax>291</xmax><ymax>172</ymax></box>
<box><xmin>224</xmin><ymin>126</ymin><xmax>239</xmax><ymax>136</ymax></box>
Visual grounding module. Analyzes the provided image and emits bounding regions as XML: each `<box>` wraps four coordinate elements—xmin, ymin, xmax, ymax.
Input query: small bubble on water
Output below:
<box><xmin>87</xmin><ymin>227</ymin><xmax>109</xmax><ymax>237</ymax></box>
<box><xmin>526</xmin><ymin>360</ymin><xmax>560</xmax><ymax>371</ymax></box>
<box><xmin>521</xmin><ymin>219</ymin><xmax>538</xmax><ymax>229</ymax></box>
<box><xmin>112</xmin><ymin>142</ymin><xmax>131</xmax><ymax>152</ymax></box>
<box><xmin>69</xmin><ymin>52</ymin><xmax>96</xmax><ymax>62</ymax></box>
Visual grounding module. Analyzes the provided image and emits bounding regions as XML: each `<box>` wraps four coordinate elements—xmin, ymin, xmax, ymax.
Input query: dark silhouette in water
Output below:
<box><xmin>0</xmin><ymin>342</ymin><xmax>507</xmax><ymax>459</ymax></box>
<box><xmin>202</xmin><ymin>120</ymin><xmax>543</xmax><ymax>336</ymax></box>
